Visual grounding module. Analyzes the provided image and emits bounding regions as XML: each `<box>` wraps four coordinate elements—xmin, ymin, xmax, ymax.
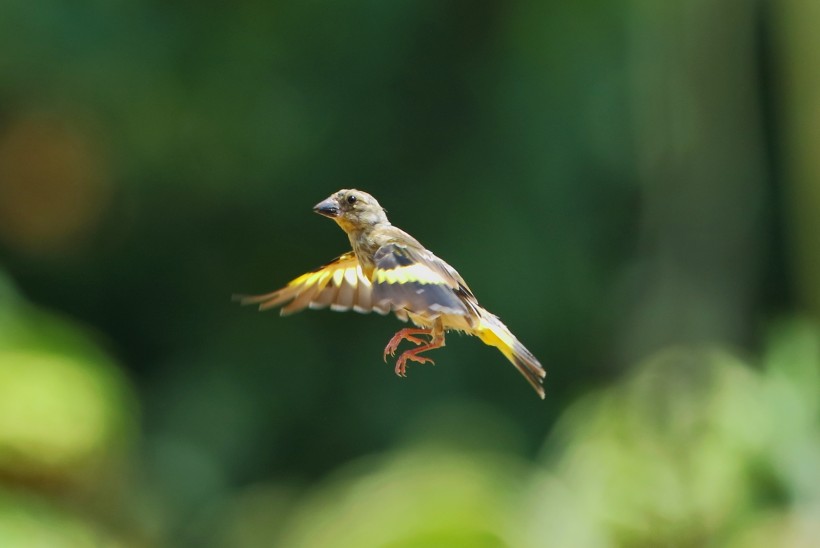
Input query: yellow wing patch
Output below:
<box><xmin>236</xmin><ymin>252</ymin><xmax>390</xmax><ymax>316</ymax></box>
<box><xmin>374</xmin><ymin>263</ymin><xmax>450</xmax><ymax>285</ymax></box>
<box><xmin>371</xmin><ymin>243</ymin><xmax>475</xmax><ymax>320</ymax></box>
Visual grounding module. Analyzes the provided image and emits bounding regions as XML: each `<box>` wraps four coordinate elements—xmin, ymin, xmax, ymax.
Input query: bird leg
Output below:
<box><xmin>383</xmin><ymin>328</ymin><xmax>433</xmax><ymax>361</ymax></box>
<box><xmin>394</xmin><ymin>330</ymin><xmax>446</xmax><ymax>377</ymax></box>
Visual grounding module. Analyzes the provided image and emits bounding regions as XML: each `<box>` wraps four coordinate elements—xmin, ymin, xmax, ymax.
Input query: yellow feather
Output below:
<box><xmin>376</xmin><ymin>264</ymin><xmax>447</xmax><ymax>285</ymax></box>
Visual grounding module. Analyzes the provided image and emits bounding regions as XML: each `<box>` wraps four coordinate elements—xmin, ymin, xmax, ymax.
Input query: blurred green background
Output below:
<box><xmin>1</xmin><ymin>0</ymin><xmax>819</xmax><ymax>546</ymax></box>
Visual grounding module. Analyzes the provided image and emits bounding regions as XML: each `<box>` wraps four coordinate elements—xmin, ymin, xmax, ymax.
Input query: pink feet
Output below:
<box><xmin>382</xmin><ymin>328</ymin><xmax>445</xmax><ymax>377</ymax></box>
<box><xmin>383</xmin><ymin>328</ymin><xmax>432</xmax><ymax>361</ymax></box>
<box><xmin>394</xmin><ymin>349</ymin><xmax>435</xmax><ymax>376</ymax></box>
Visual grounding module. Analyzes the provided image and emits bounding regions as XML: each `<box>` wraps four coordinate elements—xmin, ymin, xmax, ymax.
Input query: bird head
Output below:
<box><xmin>313</xmin><ymin>189</ymin><xmax>388</xmax><ymax>233</ymax></box>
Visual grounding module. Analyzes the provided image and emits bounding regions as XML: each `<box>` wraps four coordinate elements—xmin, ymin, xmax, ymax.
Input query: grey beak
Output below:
<box><xmin>313</xmin><ymin>197</ymin><xmax>340</xmax><ymax>218</ymax></box>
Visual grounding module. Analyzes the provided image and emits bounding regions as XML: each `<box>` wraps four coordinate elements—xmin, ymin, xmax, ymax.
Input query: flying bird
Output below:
<box><xmin>236</xmin><ymin>189</ymin><xmax>546</xmax><ymax>398</ymax></box>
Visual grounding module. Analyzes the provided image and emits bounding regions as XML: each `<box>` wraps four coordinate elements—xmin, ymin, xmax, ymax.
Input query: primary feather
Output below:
<box><xmin>237</xmin><ymin>189</ymin><xmax>546</xmax><ymax>398</ymax></box>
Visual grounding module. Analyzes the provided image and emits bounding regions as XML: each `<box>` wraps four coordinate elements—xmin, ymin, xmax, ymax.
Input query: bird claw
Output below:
<box><xmin>394</xmin><ymin>351</ymin><xmax>436</xmax><ymax>376</ymax></box>
<box><xmin>383</xmin><ymin>329</ymin><xmax>431</xmax><ymax>361</ymax></box>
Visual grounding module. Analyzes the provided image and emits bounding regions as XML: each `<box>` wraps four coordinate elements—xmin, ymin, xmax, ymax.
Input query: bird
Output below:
<box><xmin>236</xmin><ymin>189</ymin><xmax>546</xmax><ymax>398</ymax></box>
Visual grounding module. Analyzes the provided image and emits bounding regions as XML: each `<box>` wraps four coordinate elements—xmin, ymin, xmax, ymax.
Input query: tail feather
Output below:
<box><xmin>477</xmin><ymin>313</ymin><xmax>546</xmax><ymax>399</ymax></box>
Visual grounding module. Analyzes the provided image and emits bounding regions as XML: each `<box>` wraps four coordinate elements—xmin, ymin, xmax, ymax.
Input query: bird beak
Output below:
<box><xmin>313</xmin><ymin>196</ymin><xmax>340</xmax><ymax>218</ymax></box>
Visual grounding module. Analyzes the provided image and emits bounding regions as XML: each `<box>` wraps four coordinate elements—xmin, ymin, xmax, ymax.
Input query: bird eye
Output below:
<box><xmin>347</xmin><ymin>195</ymin><xmax>357</xmax><ymax>205</ymax></box>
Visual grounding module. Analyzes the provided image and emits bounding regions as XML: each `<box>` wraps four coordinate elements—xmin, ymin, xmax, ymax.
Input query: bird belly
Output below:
<box><xmin>405</xmin><ymin>311</ymin><xmax>473</xmax><ymax>334</ymax></box>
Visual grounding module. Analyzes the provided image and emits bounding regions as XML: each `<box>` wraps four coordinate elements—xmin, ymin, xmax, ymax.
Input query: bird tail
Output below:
<box><xmin>476</xmin><ymin>312</ymin><xmax>546</xmax><ymax>399</ymax></box>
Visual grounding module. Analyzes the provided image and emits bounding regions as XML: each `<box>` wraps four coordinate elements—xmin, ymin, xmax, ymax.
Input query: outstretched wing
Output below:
<box><xmin>372</xmin><ymin>243</ymin><xmax>479</xmax><ymax>323</ymax></box>
<box><xmin>236</xmin><ymin>252</ymin><xmax>391</xmax><ymax>315</ymax></box>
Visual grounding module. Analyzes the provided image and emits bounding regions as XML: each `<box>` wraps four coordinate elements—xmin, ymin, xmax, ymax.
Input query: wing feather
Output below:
<box><xmin>371</xmin><ymin>243</ymin><xmax>477</xmax><ymax>323</ymax></box>
<box><xmin>332</xmin><ymin>270</ymin><xmax>355</xmax><ymax>311</ymax></box>
<box><xmin>236</xmin><ymin>252</ymin><xmax>388</xmax><ymax>316</ymax></box>
<box><xmin>281</xmin><ymin>283</ymin><xmax>321</xmax><ymax>314</ymax></box>
<box><xmin>310</xmin><ymin>284</ymin><xmax>336</xmax><ymax>309</ymax></box>
<box><xmin>353</xmin><ymin>268</ymin><xmax>369</xmax><ymax>312</ymax></box>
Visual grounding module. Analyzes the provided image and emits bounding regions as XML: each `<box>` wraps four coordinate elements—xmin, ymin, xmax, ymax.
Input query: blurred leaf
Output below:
<box><xmin>533</xmin><ymin>348</ymin><xmax>771</xmax><ymax>544</ymax></box>
<box><xmin>277</xmin><ymin>447</ymin><xmax>530</xmax><ymax>548</ymax></box>
<box><xmin>0</xmin><ymin>300</ymin><xmax>136</xmax><ymax>484</ymax></box>
<box><xmin>0</xmin><ymin>488</ymin><xmax>127</xmax><ymax>548</ymax></box>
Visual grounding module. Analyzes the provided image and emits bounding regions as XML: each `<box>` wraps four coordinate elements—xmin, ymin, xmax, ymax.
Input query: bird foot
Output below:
<box><xmin>383</xmin><ymin>328</ymin><xmax>432</xmax><ymax>361</ymax></box>
<box><xmin>394</xmin><ymin>350</ymin><xmax>436</xmax><ymax>377</ymax></box>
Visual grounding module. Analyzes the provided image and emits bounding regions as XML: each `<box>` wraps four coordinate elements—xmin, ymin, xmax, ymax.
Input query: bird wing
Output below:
<box><xmin>371</xmin><ymin>243</ymin><xmax>479</xmax><ymax>323</ymax></box>
<box><xmin>236</xmin><ymin>252</ymin><xmax>391</xmax><ymax>315</ymax></box>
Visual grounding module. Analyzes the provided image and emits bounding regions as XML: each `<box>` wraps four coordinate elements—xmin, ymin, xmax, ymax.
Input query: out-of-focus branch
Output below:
<box><xmin>778</xmin><ymin>0</ymin><xmax>820</xmax><ymax>318</ymax></box>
